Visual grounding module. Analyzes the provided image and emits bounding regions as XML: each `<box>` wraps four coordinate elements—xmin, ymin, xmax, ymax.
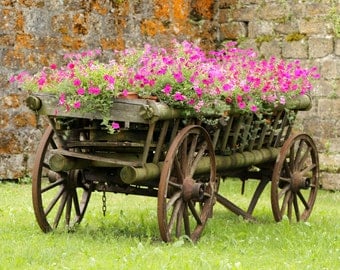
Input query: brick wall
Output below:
<box><xmin>0</xmin><ymin>0</ymin><xmax>339</xmax><ymax>189</ymax></box>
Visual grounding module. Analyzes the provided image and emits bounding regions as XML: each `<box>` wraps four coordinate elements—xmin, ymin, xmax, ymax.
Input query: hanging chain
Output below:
<box><xmin>102</xmin><ymin>184</ymin><xmax>107</xmax><ymax>217</ymax></box>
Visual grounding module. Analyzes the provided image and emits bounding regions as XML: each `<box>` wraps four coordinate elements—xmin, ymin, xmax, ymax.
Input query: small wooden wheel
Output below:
<box><xmin>271</xmin><ymin>133</ymin><xmax>319</xmax><ymax>222</ymax></box>
<box><xmin>157</xmin><ymin>125</ymin><xmax>218</xmax><ymax>242</ymax></box>
<box><xmin>32</xmin><ymin>125</ymin><xmax>92</xmax><ymax>232</ymax></box>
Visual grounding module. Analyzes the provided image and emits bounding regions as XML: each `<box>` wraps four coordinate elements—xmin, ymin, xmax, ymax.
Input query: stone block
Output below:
<box><xmin>319</xmin><ymin>59</ymin><xmax>340</xmax><ymax>80</ymax></box>
<box><xmin>282</xmin><ymin>40</ymin><xmax>308</xmax><ymax>58</ymax></box>
<box><xmin>299</xmin><ymin>17</ymin><xmax>331</xmax><ymax>35</ymax></box>
<box><xmin>248</xmin><ymin>20</ymin><xmax>274</xmax><ymax>38</ymax></box>
<box><xmin>317</xmin><ymin>98</ymin><xmax>340</xmax><ymax>119</ymax></box>
<box><xmin>219</xmin><ymin>22</ymin><xmax>247</xmax><ymax>40</ymax></box>
<box><xmin>24</xmin><ymin>8</ymin><xmax>51</xmax><ymax>36</ymax></box>
<box><xmin>259</xmin><ymin>40</ymin><xmax>281</xmax><ymax>59</ymax></box>
<box><xmin>309</xmin><ymin>36</ymin><xmax>333</xmax><ymax>58</ymax></box>
<box><xmin>321</xmin><ymin>172</ymin><xmax>340</xmax><ymax>191</ymax></box>
<box><xmin>0</xmin><ymin>154</ymin><xmax>26</xmax><ymax>179</ymax></box>
<box><xmin>257</xmin><ymin>3</ymin><xmax>288</xmax><ymax>21</ymax></box>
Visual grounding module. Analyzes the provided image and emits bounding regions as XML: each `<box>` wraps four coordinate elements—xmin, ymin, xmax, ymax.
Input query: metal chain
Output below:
<box><xmin>102</xmin><ymin>187</ymin><xmax>107</xmax><ymax>217</ymax></box>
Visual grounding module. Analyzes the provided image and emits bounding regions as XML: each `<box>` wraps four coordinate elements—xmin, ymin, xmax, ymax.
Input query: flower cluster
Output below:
<box><xmin>11</xmin><ymin>40</ymin><xmax>320</xmax><ymax>127</ymax></box>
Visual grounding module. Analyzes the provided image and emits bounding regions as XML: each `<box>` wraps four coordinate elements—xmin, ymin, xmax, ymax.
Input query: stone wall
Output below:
<box><xmin>0</xmin><ymin>0</ymin><xmax>339</xmax><ymax>189</ymax></box>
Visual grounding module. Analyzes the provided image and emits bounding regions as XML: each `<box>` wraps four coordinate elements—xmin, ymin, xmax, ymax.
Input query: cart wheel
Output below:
<box><xmin>157</xmin><ymin>125</ymin><xmax>217</xmax><ymax>242</ymax></box>
<box><xmin>32</xmin><ymin>125</ymin><xmax>92</xmax><ymax>232</ymax></box>
<box><xmin>271</xmin><ymin>133</ymin><xmax>319</xmax><ymax>222</ymax></box>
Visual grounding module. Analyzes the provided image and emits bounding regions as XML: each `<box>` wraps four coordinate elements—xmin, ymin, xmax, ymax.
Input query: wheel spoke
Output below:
<box><xmin>283</xmin><ymin>160</ymin><xmax>292</xmax><ymax>178</ymax></box>
<box><xmin>188</xmin><ymin>201</ymin><xmax>202</xmax><ymax>225</ymax></box>
<box><xmin>181</xmin><ymin>137</ymin><xmax>188</xmax><ymax>173</ymax></box>
<box><xmin>168</xmin><ymin>199</ymin><xmax>182</xmax><ymax>235</ymax></box>
<box><xmin>190</xmin><ymin>141</ymin><xmax>207</xmax><ymax>177</ymax></box>
<box><xmin>297</xmin><ymin>191</ymin><xmax>310</xmax><ymax>210</ymax></box>
<box><xmin>176</xmin><ymin>202</ymin><xmax>184</xmax><ymax>237</ymax></box>
<box><xmin>72</xmin><ymin>189</ymin><xmax>81</xmax><ymax>218</ymax></box>
<box><xmin>300</xmin><ymin>163</ymin><xmax>316</xmax><ymax>176</ymax></box>
<box><xmin>183</xmin><ymin>203</ymin><xmax>191</xmax><ymax>236</ymax></box>
<box><xmin>294</xmin><ymin>140</ymin><xmax>304</xmax><ymax>170</ymax></box>
<box><xmin>166</xmin><ymin>191</ymin><xmax>182</xmax><ymax>211</ymax></box>
<box><xmin>278</xmin><ymin>184</ymin><xmax>290</xmax><ymax>200</ymax></box>
<box><xmin>41</xmin><ymin>178</ymin><xmax>65</xmax><ymax>193</ymax></box>
<box><xmin>293</xmin><ymin>193</ymin><xmax>300</xmax><ymax>221</ymax></box>
<box><xmin>297</xmin><ymin>146</ymin><xmax>311</xmax><ymax>170</ymax></box>
<box><xmin>53</xmin><ymin>191</ymin><xmax>68</xmax><ymax>228</ymax></box>
<box><xmin>280</xmin><ymin>190</ymin><xmax>291</xmax><ymax>216</ymax></box>
<box><xmin>287</xmin><ymin>192</ymin><xmax>293</xmax><ymax>220</ymax></box>
<box><xmin>173</xmin><ymin>156</ymin><xmax>184</xmax><ymax>181</ymax></box>
<box><xmin>187</xmin><ymin>133</ymin><xmax>199</xmax><ymax>173</ymax></box>
<box><xmin>66</xmin><ymin>192</ymin><xmax>72</xmax><ymax>226</ymax></box>
<box><xmin>44</xmin><ymin>185</ymin><xmax>65</xmax><ymax>216</ymax></box>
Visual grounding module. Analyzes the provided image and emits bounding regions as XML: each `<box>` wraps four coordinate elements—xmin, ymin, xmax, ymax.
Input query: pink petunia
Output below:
<box><xmin>88</xmin><ymin>86</ymin><xmax>101</xmax><ymax>95</ymax></box>
<box><xmin>73</xmin><ymin>78</ymin><xmax>82</xmax><ymax>87</ymax></box>
<box><xmin>59</xmin><ymin>93</ymin><xmax>66</xmax><ymax>105</ymax></box>
<box><xmin>77</xmin><ymin>88</ymin><xmax>85</xmax><ymax>95</ymax></box>
<box><xmin>50</xmin><ymin>63</ymin><xmax>57</xmax><ymax>70</ymax></box>
<box><xmin>173</xmin><ymin>92</ymin><xmax>186</xmax><ymax>101</ymax></box>
<box><xmin>73</xmin><ymin>101</ymin><xmax>81</xmax><ymax>109</ymax></box>
<box><xmin>238</xmin><ymin>101</ymin><xmax>246</xmax><ymax>109</ymax></box>
<box><xmin>250</xmin><ymin>104</ymin><xmax>258</xmax><ymax>112</ymax></box>
<box><xmin>162</xmin><ymin>84</ymin><xmax>172</xmax><ymax>95</ymax></box>
<box><xmin>104</xmin><ymin>74</ymin><xmax>115</xmax><ymax>84</ymax></box>
<box><xmin>112</xmin><ymin>122</ymin><xmax>120</xmax><ymax>130</ymax></box>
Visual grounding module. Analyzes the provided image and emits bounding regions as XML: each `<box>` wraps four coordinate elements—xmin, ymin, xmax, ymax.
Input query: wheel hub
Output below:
<box><xmin>182</xmin><ymin>177</ymin><xmax>205</xmax><ymax>202</ymax></box>
<box><xmin>291</xmin><ymin>172</ymin><xmax>310</xmax><ymax>192</ymax></box>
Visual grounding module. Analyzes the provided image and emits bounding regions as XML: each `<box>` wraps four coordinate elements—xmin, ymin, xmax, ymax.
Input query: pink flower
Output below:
<box><xmin>162</xmin><ymin>84</ymin><xmax>172</xmax><ymax>95</ymax></box>
<box><xmin>104</xmin><ymin>74</ymin><xmax>115</xmax><ymax>84</ymax></box>
<box><xmin>173</xmin><ymin>71</ymin><xmax>185</xmax><ymax>83</ymax></box>
<box><xmin>38</xmin><ymin>76</ymin><xmax>46</xmax><ymax>86</ymax></box>
<box><xmin>73</xmin><ymin>78</ymin><xmax>81</xmax><ymax>87</ymax></box>
<box><xmin>238</xmin><ymin>101</ymin><xmax>246</xmax><ymax>109</ymax></box>
<box><xmin>88</xmin><ymin>86</ymin><xmax>100</xmax><ymax>95</ymax></box>
<box><xmin>77</xmin><ymin>88</ymin><xmax>85</xmax><ymax>95</ymax></box>
<box><xmin>121</xmin><ymin>89</ymin><xmax>129</xmax><ymax>96</ymax></box>
<box><xmin>59</xmin><ymin>93</ymin><xmax>66</xmax><ymax>105</ymax></box>
<box><xmin>112</xmin><ymin>122</ymin><xmax>120</xmax><ymax>130</ymax></box>
<box><xmin>173</xmin><ymin>92</ymin><xmax>186</xmax><ymax>101</ymax></box>
<box><xmin>250</xmin><ymin>105</ymin><xmax>258</xmax><ymax>112</ymax></box>
<box><xmin>67</xmin><ymin>63</ymin><xmax>75</xmax><ymax>69</ymax></box>
<box><xmin>73</xmin><ymin>101</ymin><xmax>81</xmax><ymax>109</ymax></box>
<box><xmin>50</xmin><ymin>63</ymin><xmax>57</xmax><ymax>70</ymax></box>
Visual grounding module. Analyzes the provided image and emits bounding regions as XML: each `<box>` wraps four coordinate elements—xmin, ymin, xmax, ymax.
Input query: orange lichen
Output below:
<box><xmin>61</xmin><ymin>35</ymin><xmax>84</xmax><ymax>50</ymax></box>
<box><xmin>191</xmin><ymin>0</ymin><xmax>215</xmax><ymax>20</ymax></box>
<box><xmin>100</xmin><ymin>37</ymin><xmax>125</xmax><ymax>51</ymax></box>
<box><xmin>141</xmin><ymin>19</ymin><xmax>166</xmax><ymax>37</ymax></box>
<box><xmin>0</xmin><ymin>112</ymin><xmax>9</xmax><ymax>129</ymax></box>
<box><xmin>15</xmin><ymin>33</ymin><xmax>34</xmax><ymax>49</ymax></box>
<box><xmin>13</xmin><ymin>112</ymin><xmax>37</xmax><ymax>128</ymax></box>
<box><xmin>91</xmin><ymin>0</ymin><xmax>109</xmax><ymax>15</ymax></box>
<box><xmin>72</xmin><ymin>13</ymin><xmax>89</xmax><ymax>35</ymax></box>
<box><xmin>154</xmin><ymin>0</ymin><xmax>170</xmax><ymax>20</ymax></box>
<box><xmin>15</xmin><ymin>11</ymin><xmax>25</xmax><ymax>32</ymax></box>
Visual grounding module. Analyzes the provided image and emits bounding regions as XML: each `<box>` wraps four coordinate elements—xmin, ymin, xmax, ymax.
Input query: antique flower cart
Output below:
<box><xmin>26</xmin><ymin>93</ymin><xmax>319</xmax><ymax>242</ymax></box>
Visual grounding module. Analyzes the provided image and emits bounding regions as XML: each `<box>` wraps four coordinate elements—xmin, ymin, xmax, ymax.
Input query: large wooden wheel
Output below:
<box><xmin>32</xmin><ymin>125</ymin><xmax>92</xmax><ymax>232</ymax></box>
<box><xmin>157</xmin><ymin>125</ymin><xmax>218</xmax><ymax>242</ymax></box>
<box><xmin>271</xmin><ymin>133</ymin><xmax>319</xmax><ymax>222</ymax></box>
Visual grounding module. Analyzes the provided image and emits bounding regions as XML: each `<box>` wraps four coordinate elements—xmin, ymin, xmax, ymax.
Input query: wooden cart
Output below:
<box><xmin>26</xmin><ymin>93</ymin><xmax>319</xmax><ymax>242</ymax></box>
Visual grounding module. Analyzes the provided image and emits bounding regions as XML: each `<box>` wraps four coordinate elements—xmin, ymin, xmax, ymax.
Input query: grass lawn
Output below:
<box><xmin>0</xmin><ymin>179</ymin><xmax>339</xmax><ymax>270</ymax></box>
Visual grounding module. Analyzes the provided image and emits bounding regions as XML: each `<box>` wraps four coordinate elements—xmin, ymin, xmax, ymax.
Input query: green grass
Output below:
<box><xmin>0</xmin><ymin>180</ymin><xmax>339</xmax><ymax>270</ymax></box>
